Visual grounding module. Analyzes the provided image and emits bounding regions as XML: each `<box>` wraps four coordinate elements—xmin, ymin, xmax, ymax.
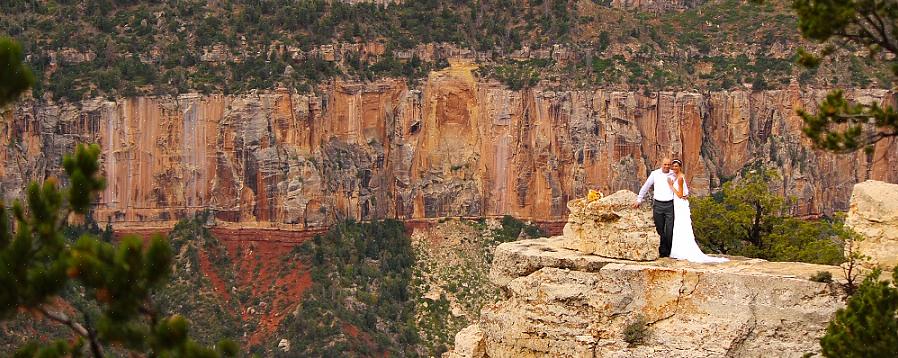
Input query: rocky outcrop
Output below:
<box><xmin>561</xmin><ymin>191</ymin><xmax>658</xmax><ymax>261</ymax></box>
<box><xmin>2</xmin><ymin>62</ymin><xmax>896</xmax><ymax>228</ymax></box>
<box><xmin>449</xmin><ymin>237</ymin><xmax>845</xmax><ymax>357</ymax></box>
<box><xmin>846</xmin><ymin>180</ymin><xmax>898</xmax><ymax>269</ymax></box>
<box><xmin>445</xmin><ymin>325</ymin><xmax>486</xmax><ymax>358</ymax></box>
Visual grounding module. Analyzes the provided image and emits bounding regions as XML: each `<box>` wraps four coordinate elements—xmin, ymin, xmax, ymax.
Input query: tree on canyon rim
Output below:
<box><xmin>690</xmin><ymin>167</ymin><xmax>846</xmax><ymax>265</ymax></box>
<box><xmin>0</xmin><ymin>38</ymin><xmax>236</xmax><ymax>357</ymax></box>
<box><xmin>789</xmin><ymin>0</ymin><xmax>898</xmax><ymax>153</ymax></box>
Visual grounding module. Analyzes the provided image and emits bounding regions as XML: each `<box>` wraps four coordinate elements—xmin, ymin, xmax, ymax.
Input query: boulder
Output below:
<box><xmin>277</xmin><ymin>338</ymin><xmax>290</xmax><ymax>352</ymax></box>
<box><xmin>560</xmin><ymin>190</ymin><xmax>658</xmax><ymax>261</ymax></box>
<box><xmin>846</xmin><ymin>180</ymin><xmax>898</xmax><ymax>269</ymax></box>
<box><xmin>443</xmin><ymin>324</ymin><xmax>486</xmax><ymax>358</ymax></box>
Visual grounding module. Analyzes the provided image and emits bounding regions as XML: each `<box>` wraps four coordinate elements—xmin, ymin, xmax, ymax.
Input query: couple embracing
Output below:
<box><xmin>634</xmin><ymin>158</ymin><xmax>728</xmax><ymax>264</ymax></box>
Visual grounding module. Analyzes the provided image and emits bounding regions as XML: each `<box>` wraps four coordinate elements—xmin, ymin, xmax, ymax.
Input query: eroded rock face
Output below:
<box><xmin>561</xmin><ymin>190</ymin><xmax>658</xmax><ymax>261</ymax></box>
<box><xmin>444</xmin><ymin>324</ymin><xmax>486</xmax><ymax>358</ymax></box>
<box><xmin>846</xmin><ymin>180</ymin><xmax>898</xmax><ymax>269</ymax></box>
<box><xmin>455</xmin><ymin>237</ymin><xmax>845</xmax><ymax>358</ymax></box>
<box><xmin>2</xmin><ymin>63</ymin><xmax>896</xmax><ymax>228</ymax></box>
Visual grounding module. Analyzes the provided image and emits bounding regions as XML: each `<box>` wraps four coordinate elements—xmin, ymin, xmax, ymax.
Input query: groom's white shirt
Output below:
<box><xmin>636</xmin><ymin>169</ymin><xmax>676</xmax><ymax>204</ymax></box>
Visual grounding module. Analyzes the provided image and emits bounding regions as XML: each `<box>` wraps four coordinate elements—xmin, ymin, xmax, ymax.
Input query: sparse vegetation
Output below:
<box><xmin>810</xmin><ymin>271</ymin><xmax>834</xmax><ymax>283</ymax></box>
<box><xmin>277</xmin><ymin>219</ymin><xmax>419</xmax><ymax>356</ymax></box>
<box><xmin>623</xmin><ymin>315</ymin><xmax>650</xmax><ymax>347</ymax></box>
<box><xmin>0</xmin><ymin>0</ymin><xmax>885</xmax><ymax>101</ymax></box>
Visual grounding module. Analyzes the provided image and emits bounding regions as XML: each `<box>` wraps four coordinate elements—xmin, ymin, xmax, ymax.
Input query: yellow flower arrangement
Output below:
<box><xmin>587</xmin><ymin>189</ymin><xmax>604</xmax><ymax>202</ymax></box>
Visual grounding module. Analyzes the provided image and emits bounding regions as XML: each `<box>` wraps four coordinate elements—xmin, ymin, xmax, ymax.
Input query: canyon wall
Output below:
<box><xmin>2</xmin><ymin>62</ymin><xmax>896</xmax><ymax>228</ymax></box>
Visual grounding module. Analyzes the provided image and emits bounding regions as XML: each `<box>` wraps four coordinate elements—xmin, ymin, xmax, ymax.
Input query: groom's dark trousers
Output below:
<box><xmin>653</xmin><ymin>199</ymin><xmax>675</xmax><ymax>257</ymax></box>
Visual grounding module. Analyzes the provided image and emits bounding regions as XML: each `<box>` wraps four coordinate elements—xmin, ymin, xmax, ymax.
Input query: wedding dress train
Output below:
<box><xmin>669</xmin><ymin>181</ymin><xmax>729</xmax><ymax>264</ymax></box>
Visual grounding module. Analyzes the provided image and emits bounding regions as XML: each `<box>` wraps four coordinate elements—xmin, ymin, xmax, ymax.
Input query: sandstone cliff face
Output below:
<box><xmin>2</xmin><ymin>62</ymin><xmax>896</xmax><ymax>228</ymax></box>
<box><xmin>450</xmin><ymin>237</ymin><xmax>845</xmax><ymax>358</ymax></box>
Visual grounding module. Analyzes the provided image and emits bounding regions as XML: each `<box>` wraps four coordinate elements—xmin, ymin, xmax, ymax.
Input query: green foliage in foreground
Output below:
<box><xmin>790</xmin><ymin>0</ymin><xmax>898</xmax><ymax>152</ymax></box>
<box><xmin>0</xmin><ymin>37</ymin><xmax>34</xmax><ymax>107</ymax></box>
<box><xmin>690</xmin><ymin>168</ymin><xmax>847</xmax><ymax>265</ymax></box>
<box><xmin>0</xmin><ymin>144</ymin><xmax>236</xmax><ymax>357</ymax></box>
<box><xmin>820</xmin><ymin>266</ymin><xmax>898</xmax><ymax>357</ymax></box>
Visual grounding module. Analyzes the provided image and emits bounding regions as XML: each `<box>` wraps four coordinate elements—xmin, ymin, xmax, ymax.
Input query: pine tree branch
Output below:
<box><xmin>36</xmin><ymin>305</ymin><xmax>104</xmax><ymax>358</ymax></box>
<box><xmin>36</xmin><ymin>306</ymin><xmax>88</xmax><ymax>337</ymax></box>
<box><xmin>867</xmin><ymin>8</ymin><xmax>898</xmax><ymax>54</ymax></box>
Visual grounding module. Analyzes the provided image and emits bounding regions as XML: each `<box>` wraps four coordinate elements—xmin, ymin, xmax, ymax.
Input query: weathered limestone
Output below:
<box><xmin>846</xmin><ymin>180</ymin><xmax>898</xmax><ymax>269</ymax></box>
<box><xmin>560</xmin><ymin>190</ymin><xmax>658</xmax><ymax>261</ymax></box>
<box><xmin>445</xmin><ymin>324</ymin><xmax>487</xmax><ymax>358</ymax></box>
<box><xmin>450</xmin><ymin>237</ymin><xmax>845</xmax><ymax>358</ymax></box>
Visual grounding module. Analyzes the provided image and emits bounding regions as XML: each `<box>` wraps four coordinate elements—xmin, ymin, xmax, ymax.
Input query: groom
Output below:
<box><xmin>633</xmin><ymin>158</ymin><xmax>677</xmax><ymax>258</ymax></box>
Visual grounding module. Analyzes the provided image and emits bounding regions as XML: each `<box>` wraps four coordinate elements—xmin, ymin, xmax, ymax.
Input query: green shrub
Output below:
<box><xmin>810</xmin><ymin>271</ymin><xmax>833</xmax><ymax>283</ymax></box>
<box><xmin>820</xmin><ymin>267</ymin><xmax>898</xmax><ymax>357</ymax></box>
<box><xmin>623</xmin><ymin>315</ymin><xmax>650</xmax><ymax>346</ymax></box>
<box><xmin>495</xmin><ymin>215</ymin><xmax>546</xmax><ymax>243</ymax></box>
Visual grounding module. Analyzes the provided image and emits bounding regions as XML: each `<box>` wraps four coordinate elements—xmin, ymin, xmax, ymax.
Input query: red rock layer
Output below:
<box><xmin>2</xmin><ymin>63</ymin><xmax>895</xmax><ymax>228</ymax></box>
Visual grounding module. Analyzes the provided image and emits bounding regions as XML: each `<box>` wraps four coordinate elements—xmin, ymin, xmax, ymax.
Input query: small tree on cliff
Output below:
<box><xmin>820</xmin><ymin>266</ymin><xmax>898</xmax><ymax>357</ymax></box>
<box><xmin>788</xmin><ymin>0</ymin><xmax>898</xmax><ymax>153</ymax></box>
<box><xmin>0</xmin><ymin>37</ymin><xmax>235</xmax><ymax>357</ymax></box>
<box><xmin>691</xmin><ymin>167</ymin><xmax>845</xmax><ymax>265</ymax></box>
<box><xmin>781</xmin><ymin>2</ymin><xmax>898</xmax><ymax>354</ymax></box>
<box><xmin>691</xmin><ymin>168</ymin><xmax>787</xmax><ymax>256</ymax></box>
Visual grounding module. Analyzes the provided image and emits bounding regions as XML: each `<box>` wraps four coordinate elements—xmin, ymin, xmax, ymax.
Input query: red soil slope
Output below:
<box><xmin>117</xmin><ymin>226</ymin><xmax>319</xmax><ymax>347</ymax></box>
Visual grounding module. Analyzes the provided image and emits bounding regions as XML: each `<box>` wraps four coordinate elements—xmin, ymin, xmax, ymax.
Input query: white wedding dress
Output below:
<box><xmin>669</xmin><ymin>179</ymin><xmax>729</xmax><ymax>263</ymax></box>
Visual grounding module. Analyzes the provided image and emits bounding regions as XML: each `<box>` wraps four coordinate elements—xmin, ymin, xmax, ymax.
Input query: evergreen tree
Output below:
<box><xmin>820</xmin><ymin>267</ymin><xmax>898</xmax><ymax>357</ymax></box>
<box><xmin>0</xmin><ymin>37</ymin><xmax>235</xmax><ymax>357</ymax></box>
<box><xmin>690</xmin><ymin>167</ymin><xmax>846</xmax><ymax>265</ymax></box>
<box><xmin>778</xmin><ymin>2</ymin><xmax>898</xmax><ymax>353</ymax></box>
<box><xmin>790</xmin><ymin>0</ymin><xmax>898</xmax><ymax>152</ymax></box>
<box><xmin>0</xmin><ymin>144</ymin><xmax>238</xmax><ymax>357</ymax></box>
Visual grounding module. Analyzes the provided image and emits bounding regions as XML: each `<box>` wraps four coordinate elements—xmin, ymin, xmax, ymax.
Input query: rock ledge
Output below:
<box><xmin>449</xmin><ymin>237</ymin><xmax>846</xmax><ymax>358</ymax></box>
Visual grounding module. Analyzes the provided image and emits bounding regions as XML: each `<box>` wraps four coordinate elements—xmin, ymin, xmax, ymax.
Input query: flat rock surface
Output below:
<box><xmin>492</xmin><ymin>236</ymin><xmax>846</xmax><ymax>288</ymax></box>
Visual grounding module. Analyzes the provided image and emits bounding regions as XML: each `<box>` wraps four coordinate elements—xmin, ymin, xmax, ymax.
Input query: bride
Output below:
<box><xmin>667</xmin><ymin>160</ymin><xmax>729</xmax><ymax>263</ymax></box>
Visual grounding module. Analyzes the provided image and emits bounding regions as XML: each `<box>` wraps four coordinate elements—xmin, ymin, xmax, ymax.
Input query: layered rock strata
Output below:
<box><xmin>846</xmin><ymin>180</ymin><xmax>898</xmax><ymax>269</ymax></box>
<box><xmin>561</xmin><ymin>190</ymin><xmax>658</xmax><ymax>261</ymax></box>
<box><xmin>451</xmin><ymin>237</ymin><xmax>844</xmax><ymax>357</ymax></box>
<box><xmin>2</xmin><ymin>62</ymin><xmax>896</xmax><ymax>228</ymax></box>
